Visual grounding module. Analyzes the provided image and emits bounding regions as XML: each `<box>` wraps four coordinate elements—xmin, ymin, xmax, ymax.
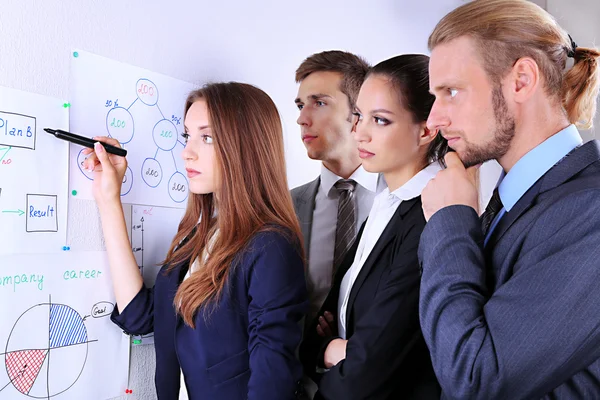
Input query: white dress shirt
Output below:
<box><xmin>337</xmin><ymin>163</ymin><xmax>442</xmax><ymax>339</ymax></box>
<box><xmin>307</xmin><ymin>165</ymin><xmax>385</xmax><ymax>319</ymax></box>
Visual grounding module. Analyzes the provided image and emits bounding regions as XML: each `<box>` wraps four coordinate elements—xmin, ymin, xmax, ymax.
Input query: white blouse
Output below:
<box><xmin>337</xmin><ymin>163</ymin><xmax>442</xmax><ymax>339</ymax></box>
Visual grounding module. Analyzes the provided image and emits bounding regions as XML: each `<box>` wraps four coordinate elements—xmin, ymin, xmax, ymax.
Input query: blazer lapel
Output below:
<box><xmin>320</xmin><ymin>221</ymin><xmax>368</xmax><ymax>316</ymax></box>
<box><xmin>166</xmin><ymin>259</ymin><xmax>190</xmax><ymax>329</ymax></box>
<box><xmin>486</xmin><ymin>181</ymin><xmax>541</xmax><ymax>249</ymax></box>
<box><xmin>487</xmin><ymin>140</ymin><xmax>600</xmax><ymax>249</ymax></box>
<box><xmin>345</xmin><ymin>197</ymin><xmax>420</xmax><ymax>329</ymax></box>
<box><xmin>295</xmin><ymin>177</ymin><xmax>320</xmax><ymax>260</ymax></box>
<box><xmin>539</xmin><ymin>140</ymin><xmax>600</xmax><ymax>192</ymax></box>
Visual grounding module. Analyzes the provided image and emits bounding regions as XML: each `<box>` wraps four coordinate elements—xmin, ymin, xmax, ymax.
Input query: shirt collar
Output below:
<box><xmin>320</xmin><ymin>164</ymin><xmax>380</xmax><ymax>196</ymax></box>
<box><xmin>384</xmin><ymin>162</ymin><xmax>443</xmax><ymax>202</ymax></box>
<box><xmin>499</xmin><ymin>124</ymin><xmax>582</xmax><ymax>211</ymax></box>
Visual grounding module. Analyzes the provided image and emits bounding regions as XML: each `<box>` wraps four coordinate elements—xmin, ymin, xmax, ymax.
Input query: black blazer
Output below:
<box><xmin>300</xmin><ymin>196</ymin><xmax>439</xmax><ymax>400</ymax></box>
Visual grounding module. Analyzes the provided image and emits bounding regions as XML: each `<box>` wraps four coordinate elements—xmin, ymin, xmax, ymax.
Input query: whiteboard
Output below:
<box><xmin>128</xmin><ymin>205</ymin><xmax>185</xmax><ymax>288</ymax></box>
<box><xmin>0</xmin><ymin>86</ymin><xmax>69</xmax><ymax>255</ymax></box>
<box><xmin>69</xmin><ymin>50</ymin><xmax>197</xmax><ymax>208</ymax></box>
<box><xmin>0</xmin><ymin>251</ymin><xmax>129</xmax><ymax>400</ymax></box>
<box><xmin>122</xmin><ymin>203</ymin><xmax>185</xmax><ymax>346</ymax></box>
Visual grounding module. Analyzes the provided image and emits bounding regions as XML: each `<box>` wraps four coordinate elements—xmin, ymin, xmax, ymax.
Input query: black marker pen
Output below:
<box><xmin>44</xmin><ymin>128</ymin><xmax>127</xmax><ymax>157</ymax></box>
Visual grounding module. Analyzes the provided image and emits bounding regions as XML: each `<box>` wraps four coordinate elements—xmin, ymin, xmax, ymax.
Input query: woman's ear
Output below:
<box><xmin>419</xmin><ymin>122</ymin><xmax>437</xmax><ymax>146</ymax></box>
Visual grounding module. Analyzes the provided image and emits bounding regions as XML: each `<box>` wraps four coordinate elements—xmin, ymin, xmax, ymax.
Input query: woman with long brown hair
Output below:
<box><xmin>83</xmin><ymin>82</ymin><xmax>308</xmax><ymax>399</ymax></box>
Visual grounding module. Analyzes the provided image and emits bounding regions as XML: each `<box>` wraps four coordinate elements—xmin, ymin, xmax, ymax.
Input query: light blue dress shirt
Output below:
<box><xmin>484</xmin><ymin>124</ymin><xmax>582</xmax><ymax>246</ymax></box>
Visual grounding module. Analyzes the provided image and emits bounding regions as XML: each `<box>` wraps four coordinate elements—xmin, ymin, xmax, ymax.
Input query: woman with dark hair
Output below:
<box><xmin>300</xmin><ymin>54</ymin><xmax>446</xmax><ymax>399</ymax></box>
<box><xmin>83</xmin><ymin>82</ymin><xmax>308</xmax><ymax>399</ymax></box>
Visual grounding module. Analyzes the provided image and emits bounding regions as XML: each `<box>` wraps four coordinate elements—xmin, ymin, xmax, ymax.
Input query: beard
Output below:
<box><xmin>453</xmin><ymin>85</ymin><xmax>516</xmax><ymax>168</ymax></box>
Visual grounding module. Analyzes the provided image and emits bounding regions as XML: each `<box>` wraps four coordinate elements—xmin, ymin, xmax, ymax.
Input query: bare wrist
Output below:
<box><xmin>97</xmin><ymin>197</ymin><xmax>123</xmax><ymax>215</ymax></box>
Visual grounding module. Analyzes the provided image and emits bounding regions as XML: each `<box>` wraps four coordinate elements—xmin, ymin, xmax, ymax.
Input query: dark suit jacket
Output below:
<box><xmin>111</xmin><ymin>229</ymin><xmax>308</xmax><ymax>400</ymax></box>
<box><xmin>300</xmin><ymin>196</ymin><xmax>440</xmax><ymax>400</ymax></box>
<box><xmin>419</xmin><ymin>140</ymin><xmax>600</xmax><ymax>399</ymax></box>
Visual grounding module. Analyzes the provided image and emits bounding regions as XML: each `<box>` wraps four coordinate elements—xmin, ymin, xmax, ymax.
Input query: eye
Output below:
<box><xmin>180</xmin><ymin>132</ymin><xmax>189</xmax><ymax>144</ymax></box>
<box><xmin>316</xmin><ymin>100</ymin><xmax>326</xmax><ymax>107</ymax></box>
<box><xmin>352</xmin><ymin>111</ymin><xmax>363</xmax><ymax>122</ymax></box>
<box><xmin>449</xmin><ymin>88</ymin><xmax>458</xmax><ymax>98</ymax></box>
<box><xmin>202</xmin><ymin>135</ymin><xmax>214</xmax><ymax>144</ymax></box>
<box><xmin>296</xmin><ymin>104</ymin><xmax>304</xmax><ymax>111</ymax></box>
<box><xmin>374</xmin><ymin>116</ymin><xmax>390</xmax><ymax>126</ymax></box>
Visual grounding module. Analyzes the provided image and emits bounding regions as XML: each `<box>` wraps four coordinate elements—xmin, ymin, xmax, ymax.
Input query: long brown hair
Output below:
<box><xmin>429</xmin><ymin>0</ymin><xmax>600</xmax><ymax>129</ymax></box>
<box><xmin>163</xmin><ymin>82</ymin><xmax>303</xmax><ymax>327</ymax></box>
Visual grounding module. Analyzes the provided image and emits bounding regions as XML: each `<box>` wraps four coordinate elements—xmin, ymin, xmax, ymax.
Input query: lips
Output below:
<box><xmin>302</xmin><ymin>134</ymin><xmax>317</xmax><ymax>143</ymax></box>
<box><xmin>186</xmin><ymin>168</ymin><xmax>201</xmax><ymax>178</ymax></box>
<box><xmin>445</xmin><ymin>137</ymin><xmax>460</xmax><ymax>146</ymax></box>
<box><xmin>358</xmin><ymin>148</ymin><xmax>375</xmax><ymax>159</ymax></box>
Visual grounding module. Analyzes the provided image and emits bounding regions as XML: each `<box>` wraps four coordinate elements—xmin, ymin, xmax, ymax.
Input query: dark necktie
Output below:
<box><xmin>333</xmin><ymin>179</ymin><xmax>357</xmax><ymax>274</ymax></box>
<box><xmin>481</xmin><ymin>188</ymin><xmax>503</xmax><ymax>236</ymax></box>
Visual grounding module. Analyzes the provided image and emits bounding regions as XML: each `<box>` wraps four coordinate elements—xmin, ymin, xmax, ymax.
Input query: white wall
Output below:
<box><xmin>529</xmin><ymin>0</ymin><xmax>547</xmax><ymax>9</ymax></box>
<box><xmin>0</xmin><ymin>1</ymin><xmax>463</xmax><ymax>399</ymax></box>
<box><xmin>0</xmin><ymin>0</ymin><xmax>464</xmax><ymax>189</ymax></box>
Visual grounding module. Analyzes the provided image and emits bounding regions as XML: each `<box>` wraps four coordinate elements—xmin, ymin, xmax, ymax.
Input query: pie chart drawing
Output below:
<box><xmin>2</xmin><ymin>300</ymin><xmax>96</xmax><ymax>398</ymax></box>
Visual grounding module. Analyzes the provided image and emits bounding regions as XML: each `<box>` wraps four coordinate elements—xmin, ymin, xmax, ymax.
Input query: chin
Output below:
<box><xmin>306</xmin><ymin>150</ymin><xmax>324</xmax><ymax>161</ymax></box>
<box><xmin>361</xmin><ymin>161</ymin><xmax>379</xmax><ymax>173</ymax></box>
<box><xmin>188</xmin><ymin>184</ymin><xmax>214</xmax><ymax>195</ymax></box>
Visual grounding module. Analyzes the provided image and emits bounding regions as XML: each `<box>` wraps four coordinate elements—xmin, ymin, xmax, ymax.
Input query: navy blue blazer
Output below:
<box><xmin>301</xmin><ymin>197</ymin><xmax>439</xmax><ymax>399</ymax></box>
<box><xmin>111</xmin><ymin>229</ymin><xmax>308</xmax><ymax>399</ymax></box>
<box><xmin>419</xmin><ymin>140</ymin><xmax>600</xmax><ymax>399</ymax></box>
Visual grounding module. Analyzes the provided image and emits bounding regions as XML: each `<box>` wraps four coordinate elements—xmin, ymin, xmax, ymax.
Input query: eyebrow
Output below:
<box><xmin>431</xmin><ymin>85</ymin><xmax>448</xmax><ymax>94</ymax></box>
<box><xmin>184</xmin><ymin>125</ymin><xmax>211</xmax><ymax>131</ymax></box>
<box><xmin>294</xmin><ymin>93</ymin><xmax>334</xmax><ymax>104</ymax></box>
<box><xmin>431</xmin><ymin>82</ymin><xmax>464</xmax><ymax>94</ymax></box>
<box><xmin>370</xmin><ymin>108</ymin><xmax>395</xmax><ymax>115</ymax></box>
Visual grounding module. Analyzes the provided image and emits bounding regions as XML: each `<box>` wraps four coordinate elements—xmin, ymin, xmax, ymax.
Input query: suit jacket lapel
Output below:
<box><xmin>539</xmin><ymin>140</ymin><xmax>600</xmax><ymax>192</ymax></box>
<box><xmin>320</xmin><ymin>221</ymin><xmax>368</xmax><ymax>315</ymax></box>
<box><xmin>487</xmin><ymin>140</ymin><xmax>600</xmax><ymax>249</ymax></box>
<box><xmin>486</xmin><ymin>180</ymin><xmax>541</xmax><ymax>249</ymax></box>
<box><xmin>345</xmin><ymin>197</ymin><xmax>420</xmax><ymax>330</ymax></box>
<box><xmin>294</xmin><ymin>177</ymin><xmax>320</xmax><ymax>260</ymax></box>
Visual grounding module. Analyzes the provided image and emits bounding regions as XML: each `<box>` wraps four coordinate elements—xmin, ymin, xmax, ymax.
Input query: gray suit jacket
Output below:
<box><xmin>291</xmin><ymin>177</ymin><xmax>320</xmax><ymax>261</ymax></box>
<box><xmin>419</xmin><ymin>140</ymin><xmax>600</xmax><ymax>399</ymax></box>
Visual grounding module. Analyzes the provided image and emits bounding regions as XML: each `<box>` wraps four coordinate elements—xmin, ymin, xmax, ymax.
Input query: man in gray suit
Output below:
<box><xmin>419</xmin><ymin>1</ymin><xmax>600</xmax><ymax>398</ymax></box>
<box><xmin>292</xmin><ymin>51</ymin><xmax>385</xmax><ymax>322</ymax></box>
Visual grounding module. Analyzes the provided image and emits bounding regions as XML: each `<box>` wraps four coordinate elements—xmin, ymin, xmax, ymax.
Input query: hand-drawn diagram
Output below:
<box><xmin>0</xmin><ymin>298</ymin><xmax>103</xmax><ymax>398</ymax></box>
<box><xmin>0</xmin><ymin>112</ymin><xmax>36</xmax><ymax>150</ymax></box>
<box><xmin>131</xmin><ymin>215</ymin><xmax>146</xmax><ymax>277</ymax></box>
<box><xmin>0</xmin><ymin>252</ymin><xmax>129</xmax><ymax>399</ymax></box>
<box><xmin>0</xmin><ymin>86</ymin><xmax>69</xmax><ymax>255</ymax></box>
<box><xmin>75</xmin><ymin>78</ymin><xmax>189</xmax><ymax>203</ymax></box>
<box><xmin>129</xmin><ymin>205</ymin><xmax>185</xmax><ymax>287</ymax></box>
<box><xmin>0</xmin><ymin>113</ymin><xmax>58</xmax><ymax>235</ymax></box>
<box><xmin>70</xmin><ymin>51</ymin><xmax>195</xmax><ymax>208</ymax></box>
<box><xmin>122</xmin><ymin>205</ymin><xmax>184</xmax><ymax>346</ymax></box>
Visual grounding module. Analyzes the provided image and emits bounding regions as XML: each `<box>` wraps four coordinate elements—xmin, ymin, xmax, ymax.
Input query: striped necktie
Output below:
<box><xmin>481</xmin><ymin>188</ymin><xmax>503</xmax><ymax>235</ymax></box>
<box><xmin>333</xmin><ymin>179</ymin><xmax>357</xmax><ymax>275</ymax></box>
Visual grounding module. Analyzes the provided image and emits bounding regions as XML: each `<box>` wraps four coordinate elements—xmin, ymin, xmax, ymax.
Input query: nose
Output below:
<box><xmin>427</xmin><ymin>99</ymin><xmax>450</xmax><ymax>133</ymax></box>
<box><xmin>297</xmin><ymin>107</ymin><xmax>311</xmax><ymax>127</ymax></box>
<box><xmin>354</xmin><ymin>121</ymin><xmax>370</xmax><ymax>144</ymax></box>
<box><xmin>180</xmin><ymin>139</ymin><xmax>196</xmax><ymax>161</ymax></box>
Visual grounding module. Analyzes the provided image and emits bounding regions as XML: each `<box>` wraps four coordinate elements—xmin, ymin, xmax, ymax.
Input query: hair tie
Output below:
<box><xmin>567</xmin><ymin>34</ymin><xmax>578</xmax><ymax>58</ymax></box>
